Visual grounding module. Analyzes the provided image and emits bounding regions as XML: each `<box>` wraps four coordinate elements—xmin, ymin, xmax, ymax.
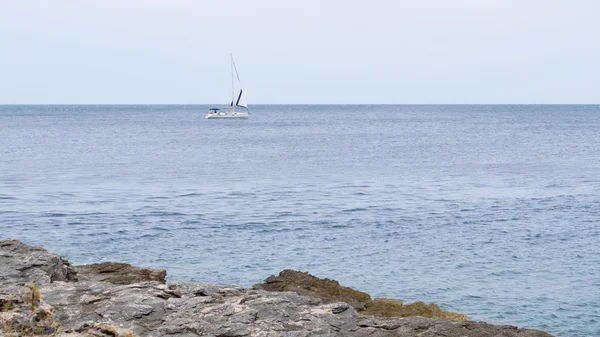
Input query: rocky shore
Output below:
<box><xmin>0</xmin><ymin>240</ymin><xmax>553</xmax><ymax>337</ymax></box>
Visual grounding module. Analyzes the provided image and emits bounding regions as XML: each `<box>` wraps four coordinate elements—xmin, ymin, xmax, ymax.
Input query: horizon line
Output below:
<box><xmin>1</xmin><ymin>103</ymin><xmax>599</xmax><ymax>106</ymax></box>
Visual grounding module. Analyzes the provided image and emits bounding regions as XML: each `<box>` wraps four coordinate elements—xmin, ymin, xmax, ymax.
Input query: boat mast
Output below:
<box><xmin>231</xmin><ymin>54</ymin><xmax>235</xmax><ymax>113</ymax></box>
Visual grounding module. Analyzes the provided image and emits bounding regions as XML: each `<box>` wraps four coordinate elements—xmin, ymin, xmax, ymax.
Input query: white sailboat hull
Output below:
<box><xmin>205</xmin><ymin>110</ymin><xmax>249</xmax><ymax>119</ymax></box>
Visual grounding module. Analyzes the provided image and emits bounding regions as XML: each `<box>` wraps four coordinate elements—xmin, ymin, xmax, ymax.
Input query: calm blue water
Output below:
<box><xmin>1</xmin><ymin>105</ymin><xmax>599</xmax><ymax>336</ymax></box>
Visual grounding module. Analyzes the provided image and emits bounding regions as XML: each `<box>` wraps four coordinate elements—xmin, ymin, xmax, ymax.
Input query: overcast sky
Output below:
<box><xmin>0</xmin><ymin>0</ymin><xmax>598</xmax><ymax>104</ymax></box>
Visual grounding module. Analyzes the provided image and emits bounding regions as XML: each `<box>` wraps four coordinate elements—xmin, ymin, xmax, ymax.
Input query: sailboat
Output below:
<box><xmin>206</xmin><ymin>54</ymin><xmax>249</xmax><ymax>119</ymax></box>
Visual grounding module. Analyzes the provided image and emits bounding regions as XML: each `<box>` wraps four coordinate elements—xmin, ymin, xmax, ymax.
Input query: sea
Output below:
<box><xmin>1</xmin><ymin>104</ymin><xmax>599</xmax><ymax>337</ymax></box>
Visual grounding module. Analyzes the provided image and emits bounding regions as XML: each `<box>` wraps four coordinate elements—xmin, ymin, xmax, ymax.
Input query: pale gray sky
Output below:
<box><xmin>0</xmin><ymin>0</ymin><xmax>598</xmax><ymax>104</ymax></box>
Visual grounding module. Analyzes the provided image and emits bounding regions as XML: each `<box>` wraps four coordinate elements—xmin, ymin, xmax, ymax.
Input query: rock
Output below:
<box><xmin>0</xmin><ymin>282</ymin><xmax>137</xmax><ymax>337</ymax></box>
<box><xmin>36</xmin><ymin>282</ymin><xmax>551</xmax><ymax>337</ymax></box>
<box><xmin>76</xmin><ymin>262</ymin><xmax>166</xmax><ymax>285</ymax></box>
<box><xmin>72</xmin><ymin>322</ymin><xmax>138</xmax><ymax>337</ymax></box>
<box><xmin>362</xmin><ymin>299</ymin><xmax>469</xmax><ymax>321</ymax></box>
<box><xmin>253</xmin><ymin>269</ymin><xmax>372</xmax><ymax>310</ymax></box>
<box><xmin>0</xmin><ymin>240</ymin><xmax>555</xmax><ymax>337</ymax></box>
<box><xmin>0</xmin><ymin>240</ymin><xmax>77</xmax><ymax>285</ymax></box>
<box><xmin>254</xmin><ymin>270</ymin><xmax>468</xmax><ymax>321</ymax></box>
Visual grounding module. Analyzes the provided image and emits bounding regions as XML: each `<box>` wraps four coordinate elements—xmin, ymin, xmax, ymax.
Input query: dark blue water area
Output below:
<box><xmin>1</xmin><ymin>104</ymin><xmax>599</xmax><ymax>336</ymax></box>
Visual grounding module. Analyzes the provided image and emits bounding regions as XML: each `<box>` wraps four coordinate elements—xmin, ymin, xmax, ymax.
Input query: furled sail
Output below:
<box><xmin>235</xmin><ymin>89</ymin><xmax>247</xmax><ymax>108</ymax></box>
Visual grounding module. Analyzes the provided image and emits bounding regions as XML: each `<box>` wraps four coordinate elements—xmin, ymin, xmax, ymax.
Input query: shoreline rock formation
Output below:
<box><xmin>253</xmin><ymin>269</ymin><xmax>468</xmax><ymax>321</ymax></box>
<box><xmin>0</xmin><ymin>239</ymin><xmax>554</xmax><ymax>337</ymax></box>
<box><xmin>76</xmin><ymin>262</ymin><xmax>167</xmax><ymax>285</ymax></box>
